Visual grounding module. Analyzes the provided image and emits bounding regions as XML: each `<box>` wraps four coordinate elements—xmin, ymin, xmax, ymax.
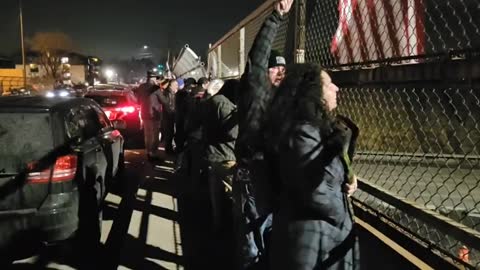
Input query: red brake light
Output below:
<box><xmin>27</xmin><ymin>155</ymin><xmax>78</xmax><ymax>184</ymax></box>
<box><xmin>104</xmin><ymin>105</ymin><xmax>135</xmax><ymax>121</ymax></box>
<box><xmin>115</xmin><ymin>106</ymin><xmax>135</xmax><ymax>114</ymax></box>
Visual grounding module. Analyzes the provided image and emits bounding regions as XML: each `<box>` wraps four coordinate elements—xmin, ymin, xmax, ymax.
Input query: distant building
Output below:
<box><xmin>12</xmin><ymin>51</ymin><xmax>101</xmax><ymax>85</ymax></box>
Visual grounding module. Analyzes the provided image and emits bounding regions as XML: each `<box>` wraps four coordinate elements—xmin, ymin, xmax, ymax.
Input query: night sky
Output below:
<box><xmin>0</xmin><ymin>0</ymin><xmax>265</xmax><ymax>61</ymax></box>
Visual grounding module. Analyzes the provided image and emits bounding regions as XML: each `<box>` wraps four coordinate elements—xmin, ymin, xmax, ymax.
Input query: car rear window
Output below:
<box><xmin>85</xmin><ymin>95</ymin><xmax>127</xmax><ymax>107</ymax></box>
<box><xmin>0</xmin><ymin>113</ymin><xmax>53</xmax><ymax>167</ymax></box>
<box><xmin>91</xmin><ymin>85</ymin><xmax>126</xmax><ymax>90</ymax></box>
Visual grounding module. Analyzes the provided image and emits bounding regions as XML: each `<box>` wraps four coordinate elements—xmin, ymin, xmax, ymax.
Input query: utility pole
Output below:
<box><xmin>19</xmin><ymin>0</ymin><xmax>27</xmax><ymax>88</ymax></box>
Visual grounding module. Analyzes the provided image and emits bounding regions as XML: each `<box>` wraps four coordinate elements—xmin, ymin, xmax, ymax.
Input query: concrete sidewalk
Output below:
<box><xmin>103</xmin><ymin>150</ymin><xmax>184</xmax><ymax>270</ymax></box>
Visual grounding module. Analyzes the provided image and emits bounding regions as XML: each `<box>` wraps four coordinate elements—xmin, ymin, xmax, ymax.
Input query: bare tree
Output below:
<box><xmin>30</xmin><ymin>32</ymin><xmax>73</xmax><ymax>80</ymax></box>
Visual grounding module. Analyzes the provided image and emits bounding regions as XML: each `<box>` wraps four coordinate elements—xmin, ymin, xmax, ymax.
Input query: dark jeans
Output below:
<box><xmin>162</xmin><ymin>115</ymin><xmax>175</xmax><ymax>152</ymax></box>
<box><xmin>208</xmin><ymin>161</ymin><xmax>236</xmax><ymax>229</ymax></box>
<box><xmin>233</xmin><ymin>166</ymin><xmax>273</xmax><ymax>270</ymax></box>
<box><xmin>143</xmin><ymin>119</ymin><xmax>161</xmax><ymax>157</ymax></box>
<box><xmin>180</xmin><ymin>140</ymin><xmax>205</xmax><ymax>187</ymax></box>
<box><xmin>175</xmin><ymin>120</ymin><xmax>185</xmax><ymax>153</ymax></box>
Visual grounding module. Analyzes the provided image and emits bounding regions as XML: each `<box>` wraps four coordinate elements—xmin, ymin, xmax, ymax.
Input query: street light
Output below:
<box><xmin>104</xmin><ymin>69</ymin><xmax>115</xmax><ymax>81</ymax></box>
<box><xmin>19</xmin><ymin>0</ymin><xmax>26</xmax><ymax>88</ymax></box>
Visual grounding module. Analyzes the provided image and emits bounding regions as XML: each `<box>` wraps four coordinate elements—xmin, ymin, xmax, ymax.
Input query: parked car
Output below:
<box><xmin>88</xmin><ymin>83</ymin><xmax>131</xmax><ymax>91</ymax></box>
<box><xmin>7</xmin><ymin>88</ymin><xmax>32</xmax><ymax>96</ymax></box>
<box><xmin>0</xmin><ymin>96</ymin><xmax>124</xmax><ymax>261</ymax></box>
<box><xmin>45</xmin><ymin>87</ymin><xmax>80</xmax><ymax>98</ymax></box>
<box><xmin>84</xmin><ymin>89</ymin><xmax>143</xmax><ymax>140</ymax></box>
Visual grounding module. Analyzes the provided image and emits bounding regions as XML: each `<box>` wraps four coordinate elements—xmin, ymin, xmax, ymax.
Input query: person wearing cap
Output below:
<box><xmin>194</xmin><ymin>77</ymin><xmax>210</xmax><ymax>98</ymax></box>
<box><xmin>233</xmin><ymin>0</ymin><xmax>293</xmax><ymax>269</ymax></box>
<box><xmin>158</xmin><ymin>79</ymin><xmax>177</xmax><ymax>155</ymax></box>
<box><xmin>135</xmin><ymin>71</ymin><xmax>163</xmax><ymax>160</ymax></box>
<box><xmin>182</xmin><ymin>76</ymin><xmax>209</xmax><ymax>188</ymax></box>
<box><xmin>183</xmin><ymin>77</ymin><xmax>197</xmax><ymax>93</ymax></box>
<box><xmin>268</xmin><ymin>49</ymin><xmax>287</xmax><ymax>87</ymax></box>
<box><xmin>198</xmin><ymin>77</ymin><xmax>210</xmax><ymax>89</ymax></box>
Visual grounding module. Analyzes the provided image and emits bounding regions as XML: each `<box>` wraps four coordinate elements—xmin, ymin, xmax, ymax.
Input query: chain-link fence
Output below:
<box><xmin>209</xmin><ymin>0</ymin><xmax>480</xmax><ymax>268</ymax></box>
<box><xmin>337</xmin><ymin>85</ymin><xmax>480</xmax><ymax>268</ymax></box>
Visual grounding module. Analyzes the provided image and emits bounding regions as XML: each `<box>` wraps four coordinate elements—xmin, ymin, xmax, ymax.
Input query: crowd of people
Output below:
<box><xmin>133</xmin><ymin>0</ymin><xmax>360</xmax><ymax>269</ymax></box>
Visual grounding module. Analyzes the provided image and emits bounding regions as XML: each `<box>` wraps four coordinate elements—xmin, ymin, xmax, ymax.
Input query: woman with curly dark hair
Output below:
<box><xmin>264</xmin><ymin>63</ymin><xmax>360</xmax><ymax>270</ymax></box>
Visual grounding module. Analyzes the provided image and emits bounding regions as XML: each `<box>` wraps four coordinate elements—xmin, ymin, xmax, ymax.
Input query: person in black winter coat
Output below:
<box><xmin>158</xmin><ymin>79</ymin><xmax>177</xmax><ymax>154</ymax></box>
<box><xmin>233</xmin><ymin>0</ymin><xmax>292</xmax><ymax>268</ymax></box>
<box><xmin>182</xmin><ymin>80</ymin><xmax>208</xmax><ymax>187</ymax></box>
<box><xmin>264</xmin><ymin>63</ymin><xmax>360</xmax><ymax>270</ymax></box>
<box><xmin>174</xmin><ymin>77</ymin><xmax>196</xmax><ymax>155</ymax></box>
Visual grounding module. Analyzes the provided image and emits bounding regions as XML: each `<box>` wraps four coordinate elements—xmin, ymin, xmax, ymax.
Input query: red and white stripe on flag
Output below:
<box><xmin>331</xmin><ymin>0</ymin><xmax>426</xmax><ymax>64</ymax></box>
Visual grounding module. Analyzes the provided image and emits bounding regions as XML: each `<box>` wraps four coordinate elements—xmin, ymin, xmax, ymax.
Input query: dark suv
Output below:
<box><xmin>0</xmin><ymin>96</ymin><xmax>124</xmax><ymax>260</ymax></box>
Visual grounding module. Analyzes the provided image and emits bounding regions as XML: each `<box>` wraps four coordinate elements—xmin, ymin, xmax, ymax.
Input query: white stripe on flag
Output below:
<box><xmin>331</xmin><ymin>0</ymin><xmax>424</xmax><ymax>64</ymax></box>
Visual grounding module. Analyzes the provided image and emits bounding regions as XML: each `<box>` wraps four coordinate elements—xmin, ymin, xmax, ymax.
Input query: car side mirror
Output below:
<box><xmin>112</xmin><ymin>120</ymin><xmax>127</xmax><ymax>130</ymax></box>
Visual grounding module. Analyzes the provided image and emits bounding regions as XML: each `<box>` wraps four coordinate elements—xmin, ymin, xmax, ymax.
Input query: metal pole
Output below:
<box><xmin>239</xmin><ymin>27</ymin><xmax>245</xmax><ymax>77</ymax></box>
<box><xmin>295</xmin><ymin>0</ymin><xmax>306</xmax><ymax>63</ymax></box>
<box><xmin>217</xmin><ymin>45</ymin><xmax>222</xmax><ymax>78</ymax></box>
<box><xmin>19</xmin><ymin>0</ymin><xmax>27</xmax><ymax>88</ymax></box>
<box><xmin>207</xmin><ymin>43</ymin><xmax>212</xmax><ymax>79</ymax></box>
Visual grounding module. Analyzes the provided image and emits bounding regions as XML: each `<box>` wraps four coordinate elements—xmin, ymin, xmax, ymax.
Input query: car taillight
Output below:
<box><xmin>115</xmin><ymin>106</ymin><xmax>135</xmax><ymax>114</ymax></box>
<box><xmin>27</xmin><ymin>154</ymin><xmax>78</xmax><ymax>184</ymax></box>
<box><xmin>104</xmin><ymin>105</ymin><xmax>136</xmax><ymax>121</ymax></box>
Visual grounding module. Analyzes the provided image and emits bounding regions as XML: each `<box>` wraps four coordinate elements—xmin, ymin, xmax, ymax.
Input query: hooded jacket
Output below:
<box><xmin>203</xmin><ymin>80</ymin><xmax>239</xmax><ymax>163</ymax></box>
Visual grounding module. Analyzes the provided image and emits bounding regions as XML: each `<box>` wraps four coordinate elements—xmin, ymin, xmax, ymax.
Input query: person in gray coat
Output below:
<box><xmin>264</xmin><ymin>63</ymin><xmax>360</xmax><ymax>270</ymax></box>
<box><xmin>202</xmin><ymin>79</ymin><xmax>240</xmax><ymax>229</ymax></box>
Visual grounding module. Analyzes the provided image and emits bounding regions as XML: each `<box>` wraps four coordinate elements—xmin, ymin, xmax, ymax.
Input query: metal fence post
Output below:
<box><xmin>294</xmin><ymin>0</ymin><xmax>306</xmax><ymax>63</ymax></box>
<box><xmin>208</xmin><ymin>43</ymin><xmax>212</xmax><ymax>78</ymax></box>
<box><xmin>217</xmin><ymin>45</ymin><xmax>222</xmax><ymax>78</ymax></box>
<box><xmin>239</xmin><ymin>27</ymin><xmax>245</xmax><ymax>77</ymax></box>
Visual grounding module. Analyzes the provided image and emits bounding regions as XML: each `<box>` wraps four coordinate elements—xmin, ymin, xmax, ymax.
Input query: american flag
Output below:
<box><xmin>331</xmin><ymin>0</ymin><xmax>426</xmax><ymax>64</ymax></box>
